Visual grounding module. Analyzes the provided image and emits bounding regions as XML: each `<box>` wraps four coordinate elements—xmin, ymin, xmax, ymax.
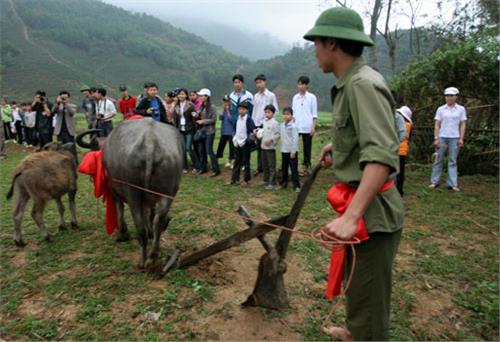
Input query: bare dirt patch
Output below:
<box><xmin>54</xmin><ymin>303</ymin><xmax>80</xmax><ymax>327</ymax></box>
<box><xmin>395</xmin><ymin>238</ymin><xmax>416</xmax><ymax>270</ymax></box>
<box><xmin>409</xmin><ymin>289</ymin><xmax>474</xmax><ymax>339</ymax></box>
<box><xmin>16</xmin><ymin>292</ymin><xmax>46</xmax><ymax>319</ymax></box>
<box><xmin>181</xmin><ymin>238</ymin><xmax>314</xmax><ymax>340</ymax></box>
<box><xmin>37</xmin><ymin>264</ymin><xmax>89</xmax><ymax>285</ymax></box>
<box><xmin>9</xmin><ymin>250</ymin><xmax>29</xmax><ymax>267</ymax></box>
<box><xmin>66</xmin><ymin>250</ymin><xmax>89</xmax><ymax>262</ymax></box>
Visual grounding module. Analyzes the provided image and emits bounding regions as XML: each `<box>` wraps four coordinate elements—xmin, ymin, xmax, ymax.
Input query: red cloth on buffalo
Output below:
<box><xmin>126</xmin><ymin>114</ymin><xmax>144</xmax><ymax>120</ymax></box>
<box><xmin>78</xmin><ymin>151</ymin><xmax>118</xmax><ymax>235</ymax></box>
<box><xmin>325</xmin><ymin>180</ymin><xmax>394</xmax><ymax>299</ymax></box>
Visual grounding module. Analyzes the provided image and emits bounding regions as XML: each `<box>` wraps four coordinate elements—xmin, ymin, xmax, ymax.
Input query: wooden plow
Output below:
<box><xmin>161</xmin><ymin>163</ymin><xmax>323</xmax><ymax>310</ymax></box>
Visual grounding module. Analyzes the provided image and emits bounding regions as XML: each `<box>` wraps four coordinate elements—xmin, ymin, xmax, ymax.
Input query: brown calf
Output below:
<box><xmin>6</xmin><ymin>142</ymin><xmax>78</xmax><ymax>246</ymax></box>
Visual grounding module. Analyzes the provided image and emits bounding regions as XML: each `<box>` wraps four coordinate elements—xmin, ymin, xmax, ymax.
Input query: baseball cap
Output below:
<box><xmin>197</xmin><ymin>88</ymin><xmax>211</xmax><ymax>97</ymax></box>
<box><xmin>444</xmin><ymin>87</ymin><xmax>459</xmax><ymax>95</ymax></box>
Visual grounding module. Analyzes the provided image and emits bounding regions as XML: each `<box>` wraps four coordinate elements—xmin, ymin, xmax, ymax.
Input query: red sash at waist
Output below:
<box><xmin>325</xmin><ymin>180</ymin><xmax>394</xmax><ymax>299</ymax></box>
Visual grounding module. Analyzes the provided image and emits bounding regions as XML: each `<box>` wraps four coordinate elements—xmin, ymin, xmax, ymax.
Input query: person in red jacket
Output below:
<box><xmin>118</xmin><ymin>85</ymin><xmax>136</xmax><ymax>120</ymax></box>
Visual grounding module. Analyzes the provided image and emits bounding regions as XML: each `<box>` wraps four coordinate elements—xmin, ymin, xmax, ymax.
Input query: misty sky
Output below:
<box><xmin>103</xmin><ymin>0</ymin><xmax>463</xmax><ymax>44</ymax></box>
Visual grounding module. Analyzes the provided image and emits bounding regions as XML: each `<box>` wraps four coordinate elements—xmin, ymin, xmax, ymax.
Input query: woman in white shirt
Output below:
<box><xmin>430</xmin><ymin>87</ymin><xmax>467</xmax><ymax>191</ymax></box>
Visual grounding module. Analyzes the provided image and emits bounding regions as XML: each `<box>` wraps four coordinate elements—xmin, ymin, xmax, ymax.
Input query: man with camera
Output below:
<box><xmin>95</xmin><ymin>88</ymin><xmax>116</xmax><ymax>137</ymax></box>
<box><xmin>135</xmin><ymin>82</ymin><xmax>168</xmax><ymax>124</ymax></box>
<box><xmin>52</xmin><ymin>90</ymin><xmax>78</xmax><ymax>160</ymax></box>
<box><xmin>31</xmin><ymin>90</ymin><xmax>53</xmax><ymax>149</ymax></box>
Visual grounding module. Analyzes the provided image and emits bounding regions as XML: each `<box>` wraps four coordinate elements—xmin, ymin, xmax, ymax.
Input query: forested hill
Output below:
<box><xmin>1</xmin><ymin>0</ymin><xmax>436</xmax><ymax>110</ymax></box>
<box><xmin>0</xmin><ymin>0</ymin><xmax>249</xmax><ymax>101</ymax></box>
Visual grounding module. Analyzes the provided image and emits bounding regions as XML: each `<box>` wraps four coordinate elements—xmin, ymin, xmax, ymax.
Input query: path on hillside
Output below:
<box><xmin>7</xmin><ymin>0</ymin><xmax>116</xmax><ymax>92</ymax></box>
<box><xmin>8</xmin><ymin>0</ymin><xmax>74</xmax><ymax>69</ymax></box>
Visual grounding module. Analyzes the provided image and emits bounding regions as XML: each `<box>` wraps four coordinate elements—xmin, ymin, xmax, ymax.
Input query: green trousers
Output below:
<box><xmin>345</xmin><ymin>229</ymin><xmax>402</xmax><ymax>341</ymax></box>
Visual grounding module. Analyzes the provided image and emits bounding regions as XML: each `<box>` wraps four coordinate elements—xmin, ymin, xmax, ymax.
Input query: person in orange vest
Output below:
<box><xmin>396</xmin><ymin>106</ymin><xmax>413</xmax><ymax>196</ymax></box>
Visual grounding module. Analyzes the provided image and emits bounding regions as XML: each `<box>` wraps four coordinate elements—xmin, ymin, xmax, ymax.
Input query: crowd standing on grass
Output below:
<box><xmin>0</xmin><ymin>73</ymin><xmax>468</xmax><ymax>195</ymax></box>
<box><xmin>0</xmin><ymin>78</ymin><xmax>467</xmax><ymax>193</ymax></box>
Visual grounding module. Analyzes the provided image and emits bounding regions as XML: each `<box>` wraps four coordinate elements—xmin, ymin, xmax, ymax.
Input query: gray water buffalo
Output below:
<box><xmin>6</xmin><ymin>142</ymin><xmax>78</xmax><ymax>246</ymax></box>
<box><xmin>76</xmin><ymin>118</ymin><xmax>183</xmax><ymax>271</ymax></box>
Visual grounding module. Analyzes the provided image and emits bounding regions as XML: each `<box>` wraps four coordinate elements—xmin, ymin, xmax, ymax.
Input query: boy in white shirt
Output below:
<box><xmin>292</xmin><ymin>76</ymin><xmax>318</xmax><ymax>176</ymax></box>
<box><xmin>280</xmin><ymin>107</ymin><xmax>301</xmax><ymax>192</ymax></box>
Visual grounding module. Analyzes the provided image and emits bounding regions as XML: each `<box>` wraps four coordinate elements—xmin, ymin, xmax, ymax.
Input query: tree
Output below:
<box><xmin>406</xmin><ymin>0</ymin><xmax>424</xmax><ymax>55</ymax></box>
<box><xmin>367</xmin><ymin>0</ymin><xmax>383</xmax><ymax>66</ymax></box>
<box><xmin>378</xmin><ymin>0</ymin><xmax>401</xmax><ymax>75</ymax></box>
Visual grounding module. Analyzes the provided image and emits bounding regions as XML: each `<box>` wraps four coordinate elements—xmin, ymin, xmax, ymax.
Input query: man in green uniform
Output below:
<box><xmin>303</xmin><ymin>7</ymin><xmax>404</xmax><ymax>341</ymax></box>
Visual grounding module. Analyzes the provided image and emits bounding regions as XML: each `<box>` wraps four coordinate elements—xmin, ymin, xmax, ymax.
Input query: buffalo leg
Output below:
<box><xmin>145</xmin><ymin>208</ymin><xmax>154</xmax><ymax>240</ymax></box>
<box><xmin>129</xmin><ymin>200</ymin><xmax>147</xmax><ymax>269</ymax></box>
<box><xmin>114</xmin><ymin>199</ymin><xmax>130</xmax><ymax>242</ymax></box>
<box><xmin>13</xmin><ymin>187</ymin><xmax>29</xmax><ymax>247</ymax></box>
<box><xmin>68</xmin><ymin>190</ymin><xmax>78</xmax><ymax>228</ymax></box>
<box><xmin>55</xmin><ymin>198</ymin><xmax>66</xmax><ymax>230</ymax></box>
<box><xmin>31</xmin><ymin>200</ymin><xmax>52</xmax><ymax>242</ymax></box>
<box><xmin>146</xmin><ymin>198</ymin><xmax>171</xmax><ymax>270</ymax></box>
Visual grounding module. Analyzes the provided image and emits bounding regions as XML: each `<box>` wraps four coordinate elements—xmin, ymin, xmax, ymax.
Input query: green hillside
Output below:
<box><xmin>0</xmin><ymin>0</ymin><xmax>248</xmax><ymax>101</ymax></box>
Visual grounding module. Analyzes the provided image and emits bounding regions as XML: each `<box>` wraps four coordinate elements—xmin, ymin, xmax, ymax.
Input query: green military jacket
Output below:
<box><xmin>330</xmin><ymin>58</ymin><xmax>403</xmax><ymax>233</ymax></box>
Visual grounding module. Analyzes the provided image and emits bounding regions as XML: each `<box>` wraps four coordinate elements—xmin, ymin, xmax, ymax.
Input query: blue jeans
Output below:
<box><xmin>180</xmin><ymin>131</ymin><xmax>196</xmax><ymax>170</ymax></box>
<box><xmin>197</xmin><ymin>133</ymin><xmax>220</xmax><ymax>173</ymax></box>
<box><xmin>431</xmin><ymin>137</ymin><xmax>459</xmax><ymax>188</ymax></box>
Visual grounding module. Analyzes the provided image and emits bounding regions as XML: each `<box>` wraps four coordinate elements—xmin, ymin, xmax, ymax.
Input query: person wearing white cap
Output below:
<box><xmin>194</xmin><ymin>88</ymin><xmax>220</xmax><ymax>177</ymax></box>
<box><xmin>396</xmin><ymin>106</ymin><xmax>413</xmax><ymax>196</ymax></box>
<box><xmin>430</xmin><ymin>87</ymin><xmax>467</xmax><ymax>191</ymax></box>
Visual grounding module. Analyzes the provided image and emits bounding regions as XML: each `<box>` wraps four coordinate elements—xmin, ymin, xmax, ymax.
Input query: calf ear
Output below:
<box><xmin>62</xmin><ymin>142</ymin><xmax>74</xmax><ymax>151</ymax></box>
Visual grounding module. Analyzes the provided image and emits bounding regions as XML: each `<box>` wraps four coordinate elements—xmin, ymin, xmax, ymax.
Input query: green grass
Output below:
<box><xmin>0</xmin><ymin>114</ymin><xmax>498</xmax><ymax>340</ymax></box>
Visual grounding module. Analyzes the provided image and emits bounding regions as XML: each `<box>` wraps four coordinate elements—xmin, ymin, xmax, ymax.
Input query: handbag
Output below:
<box><xmin>193</xmin><ymin>128</ymin><xmax>206</xmax><ymax>142</ymax></box>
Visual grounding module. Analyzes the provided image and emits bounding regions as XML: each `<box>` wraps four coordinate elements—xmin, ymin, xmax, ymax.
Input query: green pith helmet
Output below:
<box><xmin>80</xmin><ymin>85</ymin><xmax>91</xmax><ymax>92</ymax></box>
<box><xmin>303</xmin><ymin>7</ymin><xmax>374</xmax><ymax>46</ymax></box>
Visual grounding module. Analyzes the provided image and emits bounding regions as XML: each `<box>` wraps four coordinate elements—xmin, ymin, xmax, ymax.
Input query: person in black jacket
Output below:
<box><xmin>173</xmin><ymin>88</ymin><xmax>197</xmax><ymax>172</ymax></box>
<box><xmin>31</xmin><ymin>90</ymin><xmax>53</xmax><ymax>149</ymax></box>
<box><xmin>135</xmin><ymin>83</ymin><xmax>168</xmax><ymax>123</ymax></box>
<box><xmin>229</xmin><ymin>102</ymin><xmax>256</xmax><ymax>186</ymax></box>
